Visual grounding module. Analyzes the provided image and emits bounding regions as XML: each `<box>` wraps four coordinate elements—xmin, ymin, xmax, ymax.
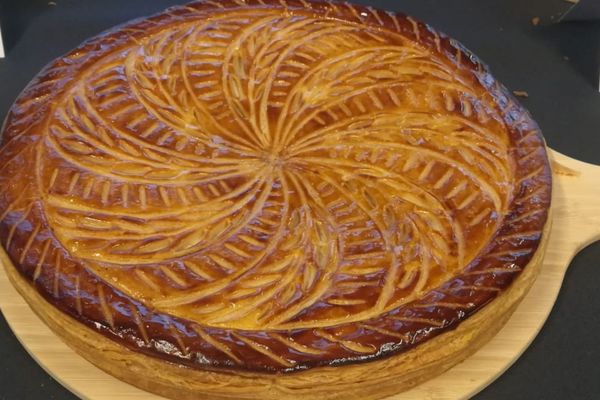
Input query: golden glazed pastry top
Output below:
<box><xmin>0</xmin><ymin>0</ymin><xmax>550</xmax><ymax>371</ymax></box>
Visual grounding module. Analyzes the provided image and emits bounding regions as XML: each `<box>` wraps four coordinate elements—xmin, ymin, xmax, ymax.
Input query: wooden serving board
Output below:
<box><xmin>1</xmin><ymin>149</ymin><xmax>599</xmax><ymax>400</ymax></box>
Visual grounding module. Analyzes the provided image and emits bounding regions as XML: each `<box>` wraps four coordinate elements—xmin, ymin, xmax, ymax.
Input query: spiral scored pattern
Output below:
<box><xmin>45</xmin><ymin>2</ymin><xmax>511</xmax><ymax>330</ymax></box>
<box><xmin>0</xmin><ymin>0</ymin><xmax>551</xmax><ymax>372</ymax></box>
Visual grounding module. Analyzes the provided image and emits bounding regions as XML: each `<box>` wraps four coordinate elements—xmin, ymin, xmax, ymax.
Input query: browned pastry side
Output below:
<box><xmin>2</xmin><ymin>214</ymin><xmax>549</xmax><ymax>399</ymax></box>
<box><xmin>0</xmin><ymin>0</ymin><xmax>551</xmax><ymax>397</ymax></box>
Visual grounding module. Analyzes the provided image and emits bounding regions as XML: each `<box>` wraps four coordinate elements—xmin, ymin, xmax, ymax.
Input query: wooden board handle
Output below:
<box><xmin>548</xmin><ymin>149</ymin><xmax>600</xmax><ymax>258</ymax></box>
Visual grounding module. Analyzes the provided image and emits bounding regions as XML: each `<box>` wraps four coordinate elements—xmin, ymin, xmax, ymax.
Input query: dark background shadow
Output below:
<box><xmin>534</xmin><ymin>21</ymin><xmax>600</xmax><ymax>90</ymax></box>
<box><xmin>0</xmin><ymin>0</ymin><xmax>46</xmax><ymax>55</ymax></box>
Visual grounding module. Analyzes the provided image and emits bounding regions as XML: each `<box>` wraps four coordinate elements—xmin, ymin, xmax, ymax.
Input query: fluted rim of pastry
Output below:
<box><xmin>0</xmin><ymin>211</ymin><xmax>551</xmax><ymax>399</ymax></box>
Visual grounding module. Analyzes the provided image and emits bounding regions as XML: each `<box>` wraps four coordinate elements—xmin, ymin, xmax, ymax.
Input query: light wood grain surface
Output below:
<box><xmin>1</xmin><ymin>149</ymin><xmax>599</xmax><ymax>400</ymax></box>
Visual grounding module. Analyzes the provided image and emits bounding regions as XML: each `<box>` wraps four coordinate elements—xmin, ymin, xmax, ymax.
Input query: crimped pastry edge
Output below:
<box><xmin>1</xmin><ymin>207</ymin><xmax>551</xmax><ymax>400</ymax></box>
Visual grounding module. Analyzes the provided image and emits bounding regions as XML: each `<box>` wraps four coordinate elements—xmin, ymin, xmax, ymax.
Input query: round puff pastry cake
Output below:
<box><xmin>0</xmin><ymin>0</ymin><xmax>551</xmax><ymax>399</ymax></box>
